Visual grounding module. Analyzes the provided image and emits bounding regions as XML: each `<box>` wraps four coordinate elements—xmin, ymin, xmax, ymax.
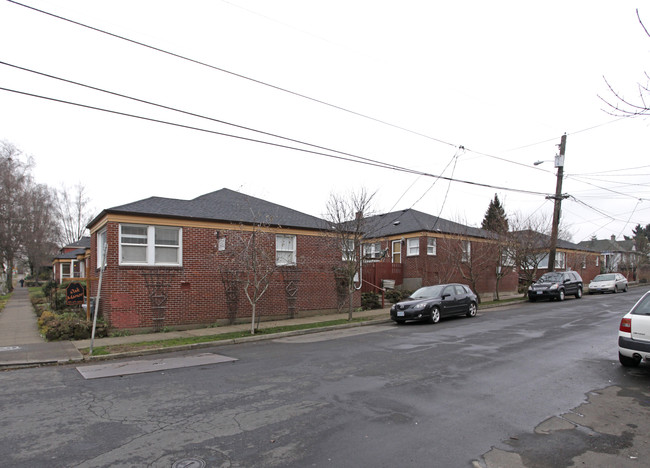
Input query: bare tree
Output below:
<box><xmin>325</xmin><ymin>189</ymin><xmax>375</xmax><ymax>320</ymax></box>
<box><xmin>599</xmin><ymin>9</ymin><xmax>650</xmax><ymax>117</ymax></box>
<box><xmin>0</xmin><ymin>141</ymin><xmax>32</xmax><ymax>292</ymax></box>
<box><xmin>508</xmin><ymin>212</ymin><xmax>553</xmax><ymax>288</ymax></box>
<box><xmin>21</xmin><ymin>183</ymin><xmax>60</xmax><ymax>280</ymax></box>
<box><xmin>57</xmin><ymin>183</ymin><xmax>94</xmax><ymax>246</ymax></box>
<box><xmin>217</xmin><ymin>224</ymin><xmax>279</xmax><ymax>334</ymax></box>
<box><xmin>438</xmin><ymin>232</ymin><xmax>494</xmax><ymax>303</ymax></box>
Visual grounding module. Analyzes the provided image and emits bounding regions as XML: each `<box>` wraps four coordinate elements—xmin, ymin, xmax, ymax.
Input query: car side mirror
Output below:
<box><xmin>564</xmin><ymin>278</ymin><xmax>571</xmax><ymax>283</ymax></box>
<box><xmin>441</xmin><ymin>293</ymin><xmax>450</xmax><ymax>299</ymax></box>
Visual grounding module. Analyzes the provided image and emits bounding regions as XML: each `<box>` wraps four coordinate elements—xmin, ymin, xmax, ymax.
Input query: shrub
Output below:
<box><xmin>385</xmin><ymin>289</ymin><xmax>412</xmax><ymax>304</ymax></box>
<box><xmin>42</xmin><ymin>280</ymin><xmax>57</xmax><ymax>298</ymax></box>
<box><xmin>38</xmin><ymin>310</ymin><xmax>58</xmax><ymax>328</ymax></box>
<box><xmin>44</xmin><ymin>316</ymin><xmax>108</xmax><ymax>341</ymax></box>
<box><xmin>361</xmin><ymin>292</ymin><xmax>382</xmax><ymax>310</ymax></box>
<box><xmin>38</xmin><ymin>309</ymin><xmax>108</xmax><ymax>341</ymax></box>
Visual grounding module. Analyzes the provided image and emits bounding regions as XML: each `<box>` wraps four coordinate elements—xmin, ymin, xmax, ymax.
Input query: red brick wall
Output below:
<box><xmin>89</xmin><ymin>222</ymin><xmax>360</xmax><ymax>330</ymax></box>
<box><xmin>399</xmin><ymin>236</ymin><xmax>518</xmax><ymax>297</ymax></box>
<box><xmin>565</xmin><ymin>251</ymin><xmax>601</xmax><ymax>283</ymax></box>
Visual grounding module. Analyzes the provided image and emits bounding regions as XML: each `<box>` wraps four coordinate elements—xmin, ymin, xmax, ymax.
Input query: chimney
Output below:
<box><xmin>611</xmin><ymin>235</ymin><xmax>616</xmax><ymax>241</ymax></box>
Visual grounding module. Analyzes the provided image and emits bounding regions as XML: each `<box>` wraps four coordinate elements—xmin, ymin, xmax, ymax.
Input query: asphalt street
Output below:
<box><xmin>1</xmin><ymin>286</ymin><xmax>649</xmax><ymax>467</ymax></box>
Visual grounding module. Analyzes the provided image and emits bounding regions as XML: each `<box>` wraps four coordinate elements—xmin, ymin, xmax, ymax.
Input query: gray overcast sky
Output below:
<box><xmin>1</xmin><ymin>0</ymin><xmax>649</xmax><ymax>243</ymax></box>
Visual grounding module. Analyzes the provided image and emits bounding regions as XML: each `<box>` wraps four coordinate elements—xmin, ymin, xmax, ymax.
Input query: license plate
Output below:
<box><xmin>537</xmin><ymin>291</ymin><xmax>542</xmax><ymax>294</ymax></box>
<box><xmin>397</xmin><ymin>311</ymin><xmax>404</xmax><ymax>317</ymax></box>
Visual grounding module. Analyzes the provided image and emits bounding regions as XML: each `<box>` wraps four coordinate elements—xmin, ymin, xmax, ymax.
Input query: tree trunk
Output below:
<box><xmin>5</xmin><ymin>257</ymin><xmax>14</xmax><ymax>292</ymax></box>
<box><xmin>250</xmin><ymin>302</ymin><xmax>256</xmax><ymax>335</ymax></box>
<box><xmin>348</xmin><ymin>288</ymin><xmax>353</xmax><ymax>321</ymax></box>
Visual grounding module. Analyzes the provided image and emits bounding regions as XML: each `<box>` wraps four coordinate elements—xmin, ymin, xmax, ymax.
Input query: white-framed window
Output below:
<box><xmin>342</xmin><ymin>239</ymin><xmax>356</xmax><ymax>261</ymax></box>
<box><xmin>406</xmin><ymin>238</ymin><xmax>419</xmax><ymax>256</ymax></box>
<box><xmin>363</xmin><ymin>242</ymin><xmax>382</xmax><ymax>259</ymax></box>
<box><xmin>596</xmin><ymin>256</ymin><xmax>599</xmax><ymax>267</ymax></box>
<box><xmin>555</xmin><ymin>252</ymin><xmax>566</xmax><ymax>269</ymax></box>
<box><xmin>427</xmin><ymin>237</ymin><xmax>437</xmax><ymax>256</ymax></box>
<box><xmin>276</xmin><ymin>234</ymin><xmax>296</xmax><ymax>266</ymax></box>
<box><xmin>119</xmin><ymin>224</ymin><xmax>182</xmax><ymax>266</ymax></box>
<box><xmin>61</xmin><ymin>262</ymin><xmax>72</xmax><ymax>279</ymax></box>
<box><xmin>581</xmin><ymin>255</ymin><xmax>587</xmax><ymax>269</ymax></box>
<box><xmin>461</xmin><ymin>240</ymin><xmax>471</xmax><ymax>262</ymax></box>
<box><xmin>97</xmin><ymin>229</ymin><xmax>107</xmax><ymax>268</ymax></box>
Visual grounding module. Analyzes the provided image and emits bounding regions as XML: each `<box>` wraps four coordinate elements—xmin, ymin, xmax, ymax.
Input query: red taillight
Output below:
<box><xmin>620</xmin><ymin>317</ymin><xmax>632</xmax><ymax>333</ymax></box>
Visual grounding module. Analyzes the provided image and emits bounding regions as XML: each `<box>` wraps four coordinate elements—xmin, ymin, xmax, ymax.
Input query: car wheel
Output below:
<box><xmin>624</xmin><ymin>284</ymin><xmax>628</xmax><ymax>292</ymax></box>
<box><xmin>619</xmin><ymin>352</ymin><xmax>641</xmax><ymax>367</ymax></box>
<box><xmin>429</xmin><ymin>306</ymin><xmax>440</xmax><ymax>324</ymax></box>
<box><xmin>575</xmin><ymin>287</ymin><xmax>582</xmax><ymax>299</ymax></box>
<box><xmin>558</xmin><ymin>289</ymin><xmax>565</xmax><ymax>301</ymax></box>
<box><xmin>466</xmin><ymin>302</ymin><xmax>477</xmax><ymax>317</ymax></box>
<box><xmin>614</xmin><ymin>285</ymin><xmax>619</xmax><ymax>293</ymax></box>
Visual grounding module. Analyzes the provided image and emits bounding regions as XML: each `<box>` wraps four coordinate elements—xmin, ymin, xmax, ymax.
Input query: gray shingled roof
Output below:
<box><xmin>362</xmin><ymin>209</ymin><xmax>491</xmax><ymax>239</ymax></box>
<box><xmin>577</xmin><ymin>237</ymin><xmax>635</xmax><ymax>253</ymax></box>
<box><xmin>88</xmin><ymin>188</ymin><xmax>328</xmax><ymax>231</ymax></box>
<box><xmin>54</xmin><ymin>248</ymin><xmax>87</xmax><ymax>260</ymax></box>
<box><xmin>513</xmin><ymin>230</ymin><xmax>597</xmax><ymax>252</ymax></box>
<box><xmin>54</xmin><ymin>237</ymin><xmax>91</xmax><ymax>260</ymax></box>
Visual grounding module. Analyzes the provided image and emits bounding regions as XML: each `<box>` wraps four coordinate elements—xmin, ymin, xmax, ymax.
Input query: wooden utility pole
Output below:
<box><xmin>547</xmin><ymin>134</ymin><xmax>567</xmax><ymax>272</ymax></box>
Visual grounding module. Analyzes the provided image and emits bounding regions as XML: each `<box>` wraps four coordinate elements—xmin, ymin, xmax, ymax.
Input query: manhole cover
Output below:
<box><xmin>0</xmin><ymin>346</ymin><xmax>21</xmax><ymax>352</ymax></box>
<box><xmin>172</xmin><ymin>458</ymin><xmax>206</xmax><ymax>468</ymax></box>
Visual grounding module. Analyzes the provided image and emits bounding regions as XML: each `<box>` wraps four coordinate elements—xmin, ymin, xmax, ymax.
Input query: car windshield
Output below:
<box><xmin>593</xmin><ymin>274</ymin><xmax>615</xmax><ymax>281</ymax></box>
<box><xmin>410</xmin><ymin>285</ymin><xmax>444</xmax><ymax>299</ymax></box>
<box><xmin>538</xmin><ymin>273</ymin><xmax>563</xmax><ymax>283</ymax></box>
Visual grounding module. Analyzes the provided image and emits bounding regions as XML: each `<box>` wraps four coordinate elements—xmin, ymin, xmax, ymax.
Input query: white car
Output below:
<box><xmin>589</xmin><ymin>273</ymin><xmax>628</xmax><ymax>294</ymax></box>
<box><xmin>618</xmin><ymin>291</ymin><xmax>650</xmax><ymax>367</ymax></box>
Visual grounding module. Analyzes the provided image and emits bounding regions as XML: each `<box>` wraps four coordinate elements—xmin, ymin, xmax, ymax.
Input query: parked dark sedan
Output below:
<box><xmin>390</xmin><ymin>283</ymin><xmax>478</xmax><ymax>324</ymax></box>
<box><xmin>527</xmin><ymin>271</ymin><xmax>583</xmax><ymax>302</ymax></box>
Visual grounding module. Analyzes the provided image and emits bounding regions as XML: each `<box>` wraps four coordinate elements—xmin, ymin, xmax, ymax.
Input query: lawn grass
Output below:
<box><xmin>481</xmin><ymin>296</ymin><xmax>526</xmax><ymax>306</ymax></box>
<box><xmin>81</xmin><ymin>316</ymin><xmax>380</xmax><ymax>356</ymax></box>
<box><xmin>0</xmin><ymin>292</ymin><xmax>11</xmax><ymax>312</ymax></box>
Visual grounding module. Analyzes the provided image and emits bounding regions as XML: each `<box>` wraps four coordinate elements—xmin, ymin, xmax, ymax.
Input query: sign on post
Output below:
<box><xmin>66</xmin><ymin>282</ymin><xmax>85</xmax><ymax>306</ymax></box>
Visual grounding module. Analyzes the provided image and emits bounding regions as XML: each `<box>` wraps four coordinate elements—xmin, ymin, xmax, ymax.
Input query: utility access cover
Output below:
<box><xmin>76</xmin><ymin>353</ymin><xmax>237</xmax><ymax>379</ymax></box>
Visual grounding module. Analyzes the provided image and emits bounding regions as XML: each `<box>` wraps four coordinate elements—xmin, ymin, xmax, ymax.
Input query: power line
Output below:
<box><xmin>7</xmin><ymin>0</ymin><xmax>633</xmax><ymax>184</ymax></box>
<box><xmin>7</xmin><ymin>0</ymin><xmax>459</xmax><ymax>148</ymax></box>
<box><xmin>568</xmin><ymin>164</ymin><xmax>650</xmax><ymax>176</ymax></box>
<box><xmin>0</xmin><ymin>85</ymin><xmax>552</xmax><ymax>198</ymax></box>
<box><xmin>0</xmin><ymin>60</ymin><xmax>415</xmax><ymax>176</ymax></box>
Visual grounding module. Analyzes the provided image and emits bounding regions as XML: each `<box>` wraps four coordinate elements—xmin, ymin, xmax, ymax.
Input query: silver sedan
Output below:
<box><xmin>588</xmin><ymin>273</ymin><xmax>628</xmax><ymax>294</ymax></box>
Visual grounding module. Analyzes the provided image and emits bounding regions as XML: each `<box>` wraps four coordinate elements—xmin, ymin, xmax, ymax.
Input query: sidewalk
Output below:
<box><xmin>0</xmin><ymin>287</ymin><xmax>391</xmax><ymax>367</ymax></box>
<box><xmin>0</xmin><ymin>287</ymin><xmax>83</xmax><ymax>367</ymax></box>
<box><xmin>0</xmin><ymin>289</ymin><xmax>528</xmax><ymax>368</ymax></box>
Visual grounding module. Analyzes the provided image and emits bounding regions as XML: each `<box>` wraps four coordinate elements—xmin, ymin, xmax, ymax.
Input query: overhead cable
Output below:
<box><xmin>0</xmin><ymin>85</ymin><xmax>552</xmax><ymax>198</ymax></box>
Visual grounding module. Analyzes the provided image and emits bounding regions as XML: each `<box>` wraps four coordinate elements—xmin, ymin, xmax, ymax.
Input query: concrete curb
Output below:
<box><xmin>79</xmin><ymin>318</ymin><xmax>394</xmax><ymax>363</ymax></box>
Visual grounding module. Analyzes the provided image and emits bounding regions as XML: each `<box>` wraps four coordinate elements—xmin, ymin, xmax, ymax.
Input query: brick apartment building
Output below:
<box><xmin>86</xmin><ymin>189</ymin><xmax>355</xmax><ymax>331</ymax></box>
<box><xmin>82</xmin><ymin>188</ymin><xmax>602</xmax><ymax>331</ymax></box>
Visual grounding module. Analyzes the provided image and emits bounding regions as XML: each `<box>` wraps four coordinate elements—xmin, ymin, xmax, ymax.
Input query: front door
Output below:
<box><xmin>392</xmin><ymin>240</ymin><xmax>401</xmax><ymax>263</ymax></box>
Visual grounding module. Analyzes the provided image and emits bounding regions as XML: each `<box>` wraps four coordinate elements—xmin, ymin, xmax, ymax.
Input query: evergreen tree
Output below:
<box><xmin>481</xmin><ymin>194</ymin><xmax>509</xmax><ymax>234</ymax></box>
<box><xmin>632</xmin><ymin>223</ymin><xmax>650</xmax><ymax>262</ymax></box>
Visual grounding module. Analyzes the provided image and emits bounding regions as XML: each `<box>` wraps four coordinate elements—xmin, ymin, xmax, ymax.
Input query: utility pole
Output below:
<box><xmin>547</xmin><ymin>134</ymin><xmax>567</xmax><ymax>272</ymax></box>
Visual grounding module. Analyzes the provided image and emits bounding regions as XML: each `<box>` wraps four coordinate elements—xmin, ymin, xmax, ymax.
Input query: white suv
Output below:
<box><xmin>618</xmin><ymin>290</ymin><xmax>650</xmax><ymax>367</ymax></box>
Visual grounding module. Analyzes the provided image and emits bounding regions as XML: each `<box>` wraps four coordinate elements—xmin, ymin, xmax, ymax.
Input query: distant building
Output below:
<box><xmin>577</xmin><ymin>235</ymin><xmax>641</xmax><ymax>280</ymax></box>
<box><xmin>52</xmin><ymin>237</ymin><xmax>91</xmax><ymax>283</ymax></box>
